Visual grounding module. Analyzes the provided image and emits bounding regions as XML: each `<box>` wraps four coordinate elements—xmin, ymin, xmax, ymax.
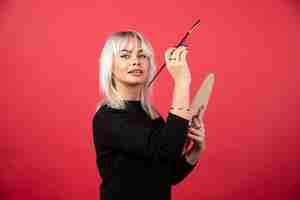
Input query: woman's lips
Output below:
<box><xmin>128</xmin><ymin>69</ymin><xmax>143</xmax><ymax>73</ymax></box>
<box><xmin>128</xmin><ymin>69</ymin><xmax>143</xmax><ymax>75</ymax></box>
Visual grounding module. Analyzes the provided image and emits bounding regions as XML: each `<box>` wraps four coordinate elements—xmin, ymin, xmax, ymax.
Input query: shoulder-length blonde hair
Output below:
<box><xmin>96</xmin><ymin>31</ymin><xmax>160</xmax><ymax>119</ymax></box>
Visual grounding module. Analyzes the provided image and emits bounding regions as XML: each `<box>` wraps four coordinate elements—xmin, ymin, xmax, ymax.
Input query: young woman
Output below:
<box><xmin>92</xmin><ymin>31</ymin><xmax>205</xmax><ymax>200</ymax></box>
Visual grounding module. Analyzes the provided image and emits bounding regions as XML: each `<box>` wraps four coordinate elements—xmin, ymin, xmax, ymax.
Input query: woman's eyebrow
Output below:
<box><xmin>119</xmin><ymin>49</ymin><xmax>144</xmax><ymax>53</ymax></box>
<box><xmin>120</xmin><ymin>49</ymin><xmax>131</xmax><ymax>53</ymax></box>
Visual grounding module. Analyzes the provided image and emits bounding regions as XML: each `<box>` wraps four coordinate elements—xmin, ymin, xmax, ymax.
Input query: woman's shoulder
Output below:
<box><xmin>93</xmin><ymin>104</ymin><xmax>106</xmax><ymax>123</ymax></box>
<box><xmin>95</xmin><ymin>104</ymin><xmax>108</xmax><ymax>115</ymax></box>
<box><xmin>92</xmin><ymin>104</ymin><xmax>125</xmax><ymax>128</ymax></box>
<box><xmin>95</xmin><ymin>103</ymin><xmax>125</xmax><ymax>116</ymax></box>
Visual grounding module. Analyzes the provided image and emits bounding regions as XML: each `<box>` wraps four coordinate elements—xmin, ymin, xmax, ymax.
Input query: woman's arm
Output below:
<box><xmin>165</xmin><ymin>46</ymin><xmax>192</xmax><ymax>121</ymax></box>
<box><xmin>170</xmin><ymin>153</ymin><xmax>198</xmax><ymax>185</ymax></box>
<box><xmin>169</xmin><ymin>82</ymin><xmax>191</xmax><ymax>120</ymax></box>
<box><xmin>92</xmin><ymin>107</ymin><xmax>190</xmax><ymax>163</ymax></box>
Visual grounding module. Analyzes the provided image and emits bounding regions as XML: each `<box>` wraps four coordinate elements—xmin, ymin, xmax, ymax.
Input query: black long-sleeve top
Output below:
<box><xmin>92</xmin><ymin>100</ymin><xmax>198</xmax><ymax>200</ymax></box>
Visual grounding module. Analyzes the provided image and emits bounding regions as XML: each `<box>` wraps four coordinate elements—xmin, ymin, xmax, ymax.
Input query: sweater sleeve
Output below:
<box><xmin>92</xmin><ymin>107</ymin><xmax>189</xmax><ymax>163</ymax></box>
<box><xmin>170</xmin><ymin>154</ymin><xmax>198</xmax><ymax>185</ymax></box>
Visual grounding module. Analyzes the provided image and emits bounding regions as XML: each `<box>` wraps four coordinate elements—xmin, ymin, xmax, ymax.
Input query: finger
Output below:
<box><xmin>178</xmin><ymin>46</ymin><xmax>186</xmax><ymax>62</ymax></box>
<box><xmin>196</xmin><ymin>116</ymin><xmax>205</xmax><ymax>131</ymax></box>
<box><xmin>192</xmin><ymin>116</ymin><xmax>201</xmax><ymax>128</ymax></box>
<box><xmin>188</xmin><ymin>127</ymin><xmax>205</xmax><ymax>136</ymax></box>
<box><xmin>187</xmin><ymin>133</ymin><xmax>205</xmax><ymax>149</ymax></box>
<box><xmin>188</xmin><ymin>132</ymin><xmax>205</xmax><ymax>144</ymax></box>
<box><xmin>184</xmin><ymin>142</ymin><xmax>194</xmax><ymax>154</ymax></box>
<box><xmin>190</xmin><ymin>114</ymin><xmax>201</xmax><ymax>129</ymax></box>
<box><xmin>170</xmin><ymin>48</ymin><xmax>177</xmax><ymax>58</ymax></box>
<box><xmin>188</xmin><ymin>131</ymin><xmax>205</xmax><ymax>140</ymax></box>
<box><xmin>181</xmin><ymin>50</ymin><xmax>188</xmax><ymax>62</ymax></box>
<box><xmin>165</xmin><ymin>48</ymin><xmax>176</xmax><ymax>61</ymax></box>
<box><xmin>177</xmin><ymin>46</ymin><xmax>186</xmax><ymax>62</ymax></box>
<box><xmin>178</xmin><ymin>49</ymin><xmax>187</xmax><ymax>62</ymax></box>
<box><xmin>188</xmin><ymin>126</ymin><xmax>197</xmax><ymax>133</ymax></box>
<box><xmin>198</xmin><ymin>105</ymin><xmax>206</xmax><ymax>119</ymax></box>
<box><xmin>199</xmin><ymin>119</ymin><xmax>205</xmax><ymax>129</ymax></box>
<box><xmin>173</xmin><ymin>46</ymin><xmax>185</xmax><ymax>61</ymax></box>
<box><xmin>187</xmin><ymin>133</ymin><xmax>205</xmax><ymax>142</ymax></box>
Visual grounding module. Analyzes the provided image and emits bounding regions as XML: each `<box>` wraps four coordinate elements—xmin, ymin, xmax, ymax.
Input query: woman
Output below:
<box><xmin>92</xmin><ymin>31</ymin><xmax>205</xmax><ymax>200</ymax></box>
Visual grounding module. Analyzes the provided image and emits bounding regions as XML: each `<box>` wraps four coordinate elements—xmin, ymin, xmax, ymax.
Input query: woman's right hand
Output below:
<box><xmin>164</xmin><ymin>46</ymin><xmax>191</xmax><ymax>85</ymax></box>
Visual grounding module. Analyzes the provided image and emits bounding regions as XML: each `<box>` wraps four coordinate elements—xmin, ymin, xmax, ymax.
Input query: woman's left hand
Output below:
<box><xmin>183</xmin><ymin>106</ymin><xmax>206</xmax><ymax>165</ymax></box>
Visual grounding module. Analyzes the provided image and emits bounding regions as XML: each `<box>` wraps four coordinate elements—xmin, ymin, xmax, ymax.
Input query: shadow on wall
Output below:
<box><xmin>288</xmin><ymin>0</ymin><xmax>300</xmax><ymax>13</ymax></box>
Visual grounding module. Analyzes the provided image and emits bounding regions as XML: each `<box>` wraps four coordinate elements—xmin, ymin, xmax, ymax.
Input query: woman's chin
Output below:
<box><xmin>126</xmin><ymin>77</ymin><xmax>147</xmax><ymax>86</ymax></box>
<box><xmin>126</xmin><ymin>79</ymin><xmax>146</xmax><ymax>86</ymax></box>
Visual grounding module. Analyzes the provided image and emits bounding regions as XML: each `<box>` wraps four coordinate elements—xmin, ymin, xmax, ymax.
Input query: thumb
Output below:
<box><xmin>197</xmin><ymin>105</ymin><xmax>206</xmax><ymax>120</ymax></box>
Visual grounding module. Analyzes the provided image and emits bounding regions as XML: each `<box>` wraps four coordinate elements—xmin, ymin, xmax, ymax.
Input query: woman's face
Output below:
<box><xmin>112</xmin><ymin>37</ymin><xmax>150</xmax><ymax>88</ymax></box>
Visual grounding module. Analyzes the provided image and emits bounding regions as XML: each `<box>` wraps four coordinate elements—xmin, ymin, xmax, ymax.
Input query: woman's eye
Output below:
<box><xmin>120</xmin><ymin>55</ymin><xmax>130</xmax><ymax>59</ymax></box>
<box><xmin>138</xmin><ymin>54</ymin><xmax>147</xmax><ymax>59</ymax></box>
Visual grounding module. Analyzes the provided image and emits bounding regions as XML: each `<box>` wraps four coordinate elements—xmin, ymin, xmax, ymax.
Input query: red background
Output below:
<box><xmin>1</xmin><ymin>0</ymin><xmax>299</xmax><ymax>199</ymax></box>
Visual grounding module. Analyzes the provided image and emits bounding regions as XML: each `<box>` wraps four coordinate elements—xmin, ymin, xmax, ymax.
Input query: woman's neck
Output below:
<box><xmin>114</xmin><ymin>82</ymin><xmax>142</xmax><ymax>101</ymax></box>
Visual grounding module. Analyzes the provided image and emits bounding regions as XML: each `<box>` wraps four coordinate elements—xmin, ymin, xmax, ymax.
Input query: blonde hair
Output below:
<box><xmin>96</xmin><ymin>31</ymin><xmax>160</xmax><ymax>119</ymax></box>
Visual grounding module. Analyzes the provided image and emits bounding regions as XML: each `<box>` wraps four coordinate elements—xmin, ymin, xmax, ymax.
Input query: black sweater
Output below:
<box><xmin>92</xmin><ymin>101</ymin><xmax>198</xmax><ymax>200</ymax></box>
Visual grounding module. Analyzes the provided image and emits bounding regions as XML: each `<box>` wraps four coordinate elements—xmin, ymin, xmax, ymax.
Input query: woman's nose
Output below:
<box><xmin>131</xmin><ymin>56</ymin><xmax>141</xmax><ymax>66</ymax></box>
<box><xmin>132</xmin><ymin>62</ymin><xmax>140</xmax><ymax>66</ymax></box>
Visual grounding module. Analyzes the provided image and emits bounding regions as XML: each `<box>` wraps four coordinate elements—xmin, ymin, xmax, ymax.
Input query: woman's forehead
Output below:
<box><xmin>112</xmin><ymin>34</ymin><xmax>151</xmax><ymax>56</ymax></box>
<box><xmin>123</xmin><ymin>37</ymin><xmax>142</xmax><ymax>50</ymax></box>
<box><xmin>117</xmin><ymin>36</ymin><xmax>143</xmax><ymax>51</ymax></box>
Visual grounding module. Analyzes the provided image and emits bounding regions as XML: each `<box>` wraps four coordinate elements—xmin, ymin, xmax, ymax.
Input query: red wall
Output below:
<box><xmin>1</xmin><ymin>0</ymin><xmax>299</xmax><ymax>199</ymax></box>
